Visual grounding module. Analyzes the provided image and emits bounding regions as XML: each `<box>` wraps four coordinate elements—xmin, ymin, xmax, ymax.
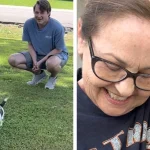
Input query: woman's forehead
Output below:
<box><xmin>99</xmin><ymin>16</ymin><xmax>150</xmax><ymax>35</ymax></box>
<box><xmin>93</xmin><ymin>16</ymin><xmax>150</xmax><ymax>51</ymax></box>
<box><xmin>90</xmin><ymin>16</ymin><xmax>150</xmax><ymax>71</ymax></box>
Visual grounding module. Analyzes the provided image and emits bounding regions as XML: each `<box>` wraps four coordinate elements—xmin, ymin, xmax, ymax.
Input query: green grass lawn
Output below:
<box><xmin>0</xmin><ymin>24</ymin><xmax>73</xmax><ymax>150</ymax></box>
<box><xmin>0</xmin><ymin>0</ymin><xmax>73</xmax><ymax>10</ymax></box>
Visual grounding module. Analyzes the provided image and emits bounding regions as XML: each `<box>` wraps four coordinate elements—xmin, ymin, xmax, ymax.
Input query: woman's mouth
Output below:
<box><xmin>104</xmin><ymin>88</ymin><xmax>130</xmax><ymax>105</ymax></box>
<box><xmin>107</xmin><ymin>90</ymin><xmax>127</xmax><ymax>101</ymax></box>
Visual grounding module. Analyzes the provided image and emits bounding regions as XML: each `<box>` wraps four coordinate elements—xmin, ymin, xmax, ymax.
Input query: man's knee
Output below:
<box><xmin>8</xmin><ymin>55</ymin><xmax>17</xmax><ymax>67</ymax></box>
<box><xmin>8</xmin><ymin>53</ymin><xmax>26</xmax><ymax>67</ymax></box>
<box><xmin>46</xmin><ymin>56</ymin><xmax>61</xmax><ymax>71</ymax></box>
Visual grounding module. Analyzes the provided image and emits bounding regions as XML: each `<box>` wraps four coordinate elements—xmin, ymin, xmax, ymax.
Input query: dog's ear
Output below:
<box><xmin>0</xmin><ymin>98</ymin><xmax>8</xmax><ymax>107</ymax></box>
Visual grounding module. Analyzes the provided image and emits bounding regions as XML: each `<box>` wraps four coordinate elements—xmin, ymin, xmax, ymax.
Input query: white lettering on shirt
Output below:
<box><xmin>102</xmin><ymin>130</ymin><xmax>124</xmax><ymax>150</ymax></box>
<box><xmin>126</xmin><ymin>122</ymin><xmax>142</xmax><ymax>147</ymax></box>
<box><xmin>89</xmin><ymin>121</ymin><xmax>150</xmax><ymax>149</ymax></box>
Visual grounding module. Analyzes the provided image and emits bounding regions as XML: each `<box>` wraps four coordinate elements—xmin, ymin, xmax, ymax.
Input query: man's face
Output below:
<box><xmin>78</xmin><ymin>15</ymin><xmax>150</xmax><ymax>116</ymax></box>
<box><xmin>34</xmin><ymin>4</ymin><xmax>50</xmax><ymax>28</ymax></box>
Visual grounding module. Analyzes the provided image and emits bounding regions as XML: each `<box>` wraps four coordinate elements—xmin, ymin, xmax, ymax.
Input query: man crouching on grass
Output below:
<box><xmin>8</xmin><ymin>0</ymin><xmax>68</xmax><ymax>89</ymax></box>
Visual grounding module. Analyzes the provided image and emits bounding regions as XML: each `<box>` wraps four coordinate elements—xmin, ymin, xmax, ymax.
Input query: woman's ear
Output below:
<box><xmin>78</xmin><ymin>18</ymin><xmax>86</xmax><ymax>58</ymax></box>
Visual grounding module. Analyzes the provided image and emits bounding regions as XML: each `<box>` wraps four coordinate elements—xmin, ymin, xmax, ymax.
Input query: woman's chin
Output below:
<box><xmin>101</xmin><ymin>108</ymin><xmax>133</xmax><ymax>117</ymax></box>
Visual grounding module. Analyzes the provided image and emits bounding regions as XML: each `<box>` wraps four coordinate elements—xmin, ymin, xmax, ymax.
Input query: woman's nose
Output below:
<box><xmin>114</xmin><ymin>78</ymin><xmax>135</xmax><ymax>97</ymax></box>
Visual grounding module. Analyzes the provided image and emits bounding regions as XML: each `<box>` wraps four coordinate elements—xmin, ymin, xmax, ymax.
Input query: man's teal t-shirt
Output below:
<box><xmin>22</xmin><ymin>17</ymin><xmax>68</xmax><ymax>59</ymax></box>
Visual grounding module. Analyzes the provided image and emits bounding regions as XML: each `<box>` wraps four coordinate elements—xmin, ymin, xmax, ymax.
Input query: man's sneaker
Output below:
<box><xmin>27</xmin><ymin>71</ymin><xmax>47</xmax><ymax>85</ymax></box>
<box><xmin>45</xmin><ymin>76</ymin><xmax>57</xmax><ymax>89</ymax></box>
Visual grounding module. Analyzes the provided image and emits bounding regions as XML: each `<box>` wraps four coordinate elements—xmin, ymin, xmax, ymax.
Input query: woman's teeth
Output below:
<box><xmin>108</xmin><ymin>91</ymin><xmax>127</xmax><ymax>101</ymax></box>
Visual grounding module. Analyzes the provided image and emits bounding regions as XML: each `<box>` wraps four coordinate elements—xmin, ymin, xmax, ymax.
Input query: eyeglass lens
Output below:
<box><xmin>93</xmin><ymin>59</ymin><xmax>150</xmax><ymax>91</ymax></box>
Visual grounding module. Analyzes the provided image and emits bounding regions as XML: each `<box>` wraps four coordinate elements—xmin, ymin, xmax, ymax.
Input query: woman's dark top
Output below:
<box><xmin>77</xmin><ymin>68</ymin><xmax>150</xmax><ymax>150</ymax></box>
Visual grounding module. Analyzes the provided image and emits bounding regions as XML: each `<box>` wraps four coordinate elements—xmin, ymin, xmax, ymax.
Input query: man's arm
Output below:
<box><xmin>28</xmin><ymin>42</ymin><xmax>41</xmax><ymax>72</ymax></box>
<box><xmin>28</xmin><ymin>42</ymin><xmax>37</xmax><ymax>65</ymax></box>
<box><xmin>22</xmin><ymin>20</ymin><xmax>38</xmax><ymax>70</ymax></box>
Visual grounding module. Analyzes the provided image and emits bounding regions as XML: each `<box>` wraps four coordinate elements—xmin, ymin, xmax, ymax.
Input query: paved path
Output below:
<box><xmin>0</xmin><ymin>5</ymin><xmax>73</xmax><ymax>28</ymax></box>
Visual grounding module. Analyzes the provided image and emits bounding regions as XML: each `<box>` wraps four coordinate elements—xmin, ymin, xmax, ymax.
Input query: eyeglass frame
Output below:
<box><xmin>88</xmin><ymin>37</ymin><xmax>150</xmax><ymax>91</ymax></box>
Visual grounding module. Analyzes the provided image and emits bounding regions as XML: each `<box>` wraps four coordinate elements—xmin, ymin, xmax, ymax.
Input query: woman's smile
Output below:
<box><xmin>104</xmin><ymin>88</ymin><xmax>131</xmax><ymax>105</ymax></box>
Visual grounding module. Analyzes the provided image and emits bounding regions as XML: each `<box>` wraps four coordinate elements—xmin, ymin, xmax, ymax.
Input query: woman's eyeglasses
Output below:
<box><xmin>88</xmin><ymin>38</ymin><xmax>150</xmax><ymax>91</ymax></box>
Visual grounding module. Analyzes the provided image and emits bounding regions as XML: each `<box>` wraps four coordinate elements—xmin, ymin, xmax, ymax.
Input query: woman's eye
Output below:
<box><xmin>105</xmin><ymin>62</ymin><xmax>121</xmax><ymax>71</ymax></box>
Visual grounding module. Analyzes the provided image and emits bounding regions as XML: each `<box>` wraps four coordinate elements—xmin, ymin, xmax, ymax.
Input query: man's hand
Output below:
<box><xmin>32</xmin><ymin>60</ymin><xmax>42</xmax><ymax>73</ymax></box>
<box><xmin>36</xmin><ymin>61</ymin><xmax>42</xmax><ymax>70</ymax></box>
<box><xmin>32</xmin><ymin>61</ymin><xmax>40</xmax><ymax>73</ymax></box>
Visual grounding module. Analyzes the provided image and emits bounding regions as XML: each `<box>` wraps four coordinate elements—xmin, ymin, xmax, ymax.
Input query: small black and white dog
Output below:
<box><xmin>0</xmin><ymin>98</ymin><xmax>8</xmax><ymax>126</ymax></box>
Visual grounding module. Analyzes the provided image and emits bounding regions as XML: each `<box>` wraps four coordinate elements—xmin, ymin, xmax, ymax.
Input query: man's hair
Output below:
<box><xmin>33</xmin><ymin>0</ymin><xmax>51</xmax><ymax>13</ymax></box>
<box><xmin>81</xmin><ymin>0</ymin><xmax>150</xmax><ymax>40</ymax></box>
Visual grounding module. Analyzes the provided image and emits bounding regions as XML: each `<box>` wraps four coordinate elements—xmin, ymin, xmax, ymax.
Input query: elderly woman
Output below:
<box><xmin>77</xmin><ymin>0</ymin><xmax>150</xmax><ymax>149</ymax></box>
